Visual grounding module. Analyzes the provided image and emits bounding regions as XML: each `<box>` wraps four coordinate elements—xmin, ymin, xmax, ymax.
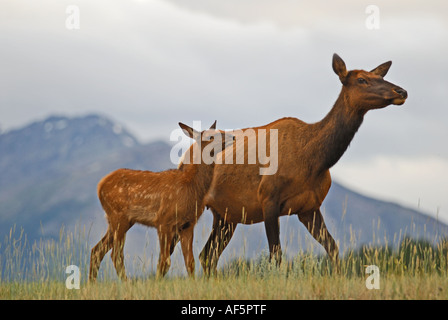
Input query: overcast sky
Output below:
<box><xmin>1</xmin><ymin>0</ymin><xmax>447</xmax><ymax>222</ymax></box>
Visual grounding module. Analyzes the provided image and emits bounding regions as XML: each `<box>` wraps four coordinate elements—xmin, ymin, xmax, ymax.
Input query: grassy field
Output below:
<box><xmin>3</xmin><ymin>268</ymin><xmax>448</xmax><ymax>300</ymax></box>
<box><xmin>3</xmin><ymin>272</ymin><xmax>448</xmax><ymax>300</ymax></box>
<box><xmin>1</xmin><ymin>226</ymin><xmax>448</xmax><ymax>300</ymax></box>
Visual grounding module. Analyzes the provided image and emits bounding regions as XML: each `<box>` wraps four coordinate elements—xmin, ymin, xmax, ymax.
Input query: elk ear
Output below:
<box><xmin>332</xmin><ymin>53</ymin><xmax>347</xmax><ymax>83</ymax></box>
<box><xmin>179</xmin><ymin>122</ymin><xmax>198</xmax><ymax>139</ymax></box>
<box><xmin>209</xmin><ymin>120</ymin><xmax>217</xmax><ymax>130</ymax></box>
<box><xmin>370</xmin><ymin>61</ymin><xmax>392</xmax><ymax>77</ymax></box>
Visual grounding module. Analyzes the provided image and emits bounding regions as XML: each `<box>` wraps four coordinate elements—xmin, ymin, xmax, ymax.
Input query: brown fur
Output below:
<box><xmin>199</xmin><ymin>54</ymin><xmax>408</xmax><ymax>273</ymax></box>
<box><xmin>89</xmin><ymin>121</ymin><xmax>233</xmax><ymax>280</ymax></box>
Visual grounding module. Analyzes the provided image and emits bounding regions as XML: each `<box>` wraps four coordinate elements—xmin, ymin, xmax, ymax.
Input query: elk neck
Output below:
<box><xmin>312</xmin><ymin>88</ymin><xmax>365</xmax><ymax>173</ymax></box>
<box><xmin>178</xmin><ymin>160</ymin><xmax>215</xmax><ymax>199</ymax></box>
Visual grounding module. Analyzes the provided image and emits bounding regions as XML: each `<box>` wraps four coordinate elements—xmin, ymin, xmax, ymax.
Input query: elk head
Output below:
<box><xmin>178</xmin><ymin>121</ymin><xmax>235</xmax><ymax>165</ymax></box>
<box><xmin>332</xmin><ymin>53</ymin><xmax>408</xmax><ymax>112</ymax></box>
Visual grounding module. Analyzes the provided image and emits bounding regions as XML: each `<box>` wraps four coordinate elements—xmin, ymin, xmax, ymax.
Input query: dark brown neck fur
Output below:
<box><xmin>312</xmin><ymin>89</ymin><xmax>365</xmax><ymax>173</ymax></box>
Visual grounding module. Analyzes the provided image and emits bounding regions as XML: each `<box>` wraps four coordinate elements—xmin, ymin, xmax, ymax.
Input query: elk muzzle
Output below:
<box><xmin>391</xmin><ymin>87</ymin><xmax>408</xmax><ymax>105</ymax></box>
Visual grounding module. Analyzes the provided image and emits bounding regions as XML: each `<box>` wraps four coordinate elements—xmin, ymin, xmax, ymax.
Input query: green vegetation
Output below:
<box><xmin>1</xmin><ymin>225</ymin><xmax>448</xmax><ymax>300</ymax></box>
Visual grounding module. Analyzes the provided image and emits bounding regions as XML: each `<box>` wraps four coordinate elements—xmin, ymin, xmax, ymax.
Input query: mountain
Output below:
<box><xmin>1</xmin><ymin>114</ymin><xmax>446</xmax><ymax>268</ymax></box>
<box><xmin>0</xmin><ymin>114</ymin><xmax>172</xmax><ymax>240</ymax></box>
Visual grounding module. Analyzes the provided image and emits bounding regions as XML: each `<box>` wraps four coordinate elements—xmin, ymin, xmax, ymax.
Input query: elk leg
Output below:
<box><xmin>179</xmin><ymin>225</ymin><xmax>195</xmax><ymax>277</ymax></box>
<box><xmin>157</xmin><ymin>230</ymin><xmax>176</xmax><ymax>278</ymax></box>
<box><xmin>170</xmin><ymin>233</ymin><xmax>180</xmax><ymax>255</ymax></box>
<box><xmin>263</xmin><ymin>201</ymin><xmax>282</xmax><ymax>265</ymax></box>
<box><xmin>199</xmin><ymin>212</ymin><xmax>235</xmax><ymax>275</ymax></box>
<box><xmin>298</xmin><ymin>209</ymin><xmax>339</xmax><ymax>265</ymax></box>
<box><xmin>110</xmin><ymin>221</ymin><xmax>132</xmax><ymax>281</ymax></box>
<box><xmin>89</xmin><ymin>229</ymin><xmax>113</xmax><ymax>282</ymax></box>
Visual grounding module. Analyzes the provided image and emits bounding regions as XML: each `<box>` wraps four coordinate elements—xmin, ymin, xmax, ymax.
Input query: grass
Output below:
<box><xmin>4</xmin><ymin>273</ymin><xmax>448</xmax><ymax>300</ymax></box>
<box><xmin>1</xmin><ymin>225</ymin><xmax>448</xmax><ymax>300</ymax></box>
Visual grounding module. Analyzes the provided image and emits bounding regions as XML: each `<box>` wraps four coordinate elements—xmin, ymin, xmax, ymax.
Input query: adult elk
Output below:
<box><xmin>89</xmin><ymin>121</ymin><xmax>234</xmax><ymax>281</ymax></box>
<box><xmin>199</xmin><ymin>54</ymin><xmax>408</xmax><ymax>274</ymax></box>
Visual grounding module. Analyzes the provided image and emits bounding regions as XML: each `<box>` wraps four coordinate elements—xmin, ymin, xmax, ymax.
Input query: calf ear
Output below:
<box><xmin>179</xmin><ymin>122</ymin><xmax>198</xmax><ymax>139</ymax></box>
<box><xmin>370</xmin><ymin>61</ymin><xmax>392</xmax><ymax>77</ymax></box>
<box><xmin>209</xmin><ymin>120</ymin><xmax>217</xmax><ymax>130</ymax></box>
<box><xmin>332</xmin><ymin>53</ymin><xmax>347</xmax><ymax>84</ymax></box>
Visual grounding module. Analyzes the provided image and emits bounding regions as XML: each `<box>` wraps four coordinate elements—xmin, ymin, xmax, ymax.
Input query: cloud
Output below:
<box><xmin>0</xmin><ymin>0</ymin><xmax>447</xmax><ymax>222</ymax></box>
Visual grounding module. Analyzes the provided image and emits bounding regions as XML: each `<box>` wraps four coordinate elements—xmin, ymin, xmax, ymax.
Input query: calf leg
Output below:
<box><xmin>110</xmin><ymin>221</ymin><xmax>132</xmax><ymax>281</ymax></box>
<box><xmin>180</xmin><ymin>225</ymin><xmax>195</xmax><ymax>277</ymax></box>
<box><xmin>170</xmin><ymin>233</ymin><xmax>180</xmax><ymax>255</ymax></box>
<box><xmin>89</xmin><ymin>229</ymin><xmax>113</xmax><ymax>282</ymax></box>
<box><xmin>157</xmin><ymin>229</ymin><xmax>176</xmax><ymax>278</ymax></box>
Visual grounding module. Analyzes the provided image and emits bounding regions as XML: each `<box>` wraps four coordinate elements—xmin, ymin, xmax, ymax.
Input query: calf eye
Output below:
<box><xmin>357</xmin><ymin>78</ymin><xmax>367</xmax><ymax>84</ymax></box>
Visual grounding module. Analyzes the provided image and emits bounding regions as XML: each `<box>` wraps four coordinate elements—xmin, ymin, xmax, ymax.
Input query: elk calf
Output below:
<box><xmin>89</xmin><ymin>121</ymin><xmax>233</xmax><ymax>281</ymax></box>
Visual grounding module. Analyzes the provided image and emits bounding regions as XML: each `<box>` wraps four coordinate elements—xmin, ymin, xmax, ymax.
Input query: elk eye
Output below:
<box><xmin>357</xmin><ymin>78</ymin><xmax>367</xmax><ymax>84</ymax></box>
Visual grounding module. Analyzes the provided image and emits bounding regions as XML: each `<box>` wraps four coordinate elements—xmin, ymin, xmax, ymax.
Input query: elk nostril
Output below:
<box><xmin>394</xmin><ymin>88</ymin><xmax>408</xmax><ymax>99</ymax></box>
